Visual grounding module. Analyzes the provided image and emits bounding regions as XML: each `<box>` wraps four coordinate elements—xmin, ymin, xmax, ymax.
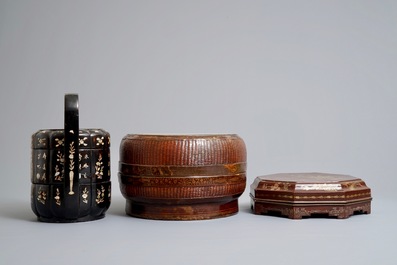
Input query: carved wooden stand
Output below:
<box><xmin>250</xmin><ymin>173</ymin><xmax>372</xmax><ymax>219</ymax></box>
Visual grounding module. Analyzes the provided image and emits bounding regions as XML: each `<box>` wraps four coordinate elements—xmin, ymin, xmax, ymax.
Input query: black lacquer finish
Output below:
<box><xmin>31</xmin><ymin>94</ymin><xmax>111</xmax><ymax>222</ymax></box>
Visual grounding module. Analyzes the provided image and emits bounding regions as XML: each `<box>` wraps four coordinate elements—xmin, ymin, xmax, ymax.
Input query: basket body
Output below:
<box><xmin>119</xmin><ymin>134</ymin><xmax>247</xmax><ymax>220</ymax></box>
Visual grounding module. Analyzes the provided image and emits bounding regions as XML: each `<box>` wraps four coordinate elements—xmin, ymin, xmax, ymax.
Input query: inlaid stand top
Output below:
<box><xmin>256</xmin><ymin>172</ymin><xmax>358</xmax><ymax>183</ymax></box>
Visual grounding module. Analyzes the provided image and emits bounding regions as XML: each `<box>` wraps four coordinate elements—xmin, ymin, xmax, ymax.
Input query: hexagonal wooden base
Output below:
<box><xmin>251</xmin><ymin>200</ymin><xmax>371</xmax><ymax>219</ymax></box>
<box><xmin>250</xmin><ymin>173</ymin><xmax>372</xmax><ymax>219</ymax></box>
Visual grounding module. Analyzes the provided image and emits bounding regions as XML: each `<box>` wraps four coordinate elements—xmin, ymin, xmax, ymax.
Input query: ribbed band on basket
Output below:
<box><xmin>119</xmin><ymin>173</ymin><xmax>247</xmax><ymax>200</ymax></box>
<box><xmin>119</xmin><ymin>134</ymin><xmax>246</xmax><ymax>166</ymax></box>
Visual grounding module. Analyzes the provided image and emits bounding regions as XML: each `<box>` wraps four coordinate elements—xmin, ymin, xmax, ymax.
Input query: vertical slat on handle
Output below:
<box><xmin>64</xmin><ymin>94</ymin><xmax>79</xmax><ymax>219</ymax></box>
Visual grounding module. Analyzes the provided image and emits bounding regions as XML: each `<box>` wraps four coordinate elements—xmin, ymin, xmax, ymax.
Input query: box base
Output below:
<box><xmin>252</xmin><ymin>199</ymin><xmax>371</xmax><ymax>219</ymax></box>
<box><xmin>125</xmin><ymin>199</ymin><xmax>239</xmax><ymax>220</ymax></box>
<box><xmin>37</xmin><ymin>214</ymin><xmax>106</xmax><ymax>223</ymax></box>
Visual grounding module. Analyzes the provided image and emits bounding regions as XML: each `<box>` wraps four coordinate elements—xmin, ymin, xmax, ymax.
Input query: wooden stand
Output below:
<box><xmin>250</xmin><ymin>173</ymin><xmax>372</xmax><ymax>219</ymax></box>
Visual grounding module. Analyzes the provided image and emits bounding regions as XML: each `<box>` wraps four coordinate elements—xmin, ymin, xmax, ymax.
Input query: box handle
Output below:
<box><xmin>64</xmin><ymin>94</ymin><xmax>80</xmax><ymax>216</ymax></box>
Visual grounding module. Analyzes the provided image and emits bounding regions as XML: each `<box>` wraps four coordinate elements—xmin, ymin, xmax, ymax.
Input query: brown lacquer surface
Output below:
<box><xmin>250</xmin><ymin>173</ymin><xmax>372</xmax><ymax>219</ymax></box>
<box><xmin>119</xmin><ymin>134</ymin><xmax>247</xmax><ymax>220</ymax></box>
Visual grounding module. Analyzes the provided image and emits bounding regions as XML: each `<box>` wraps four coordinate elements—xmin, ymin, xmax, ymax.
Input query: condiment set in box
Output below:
<box><xmin>30</xmin><ymin>94</ymin><xmax>372</xmax><ymax>222</ymax></box>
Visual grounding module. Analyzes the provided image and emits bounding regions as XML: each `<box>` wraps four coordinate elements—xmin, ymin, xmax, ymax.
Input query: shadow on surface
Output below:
<box><xmin>107</xmin><ymin>196</ymin><xmax>127</xmax><ymax>217</ymax></box>
<box><xmin>239</xmin><ymin>201</ymin><xmax>253</xmax><ymax>214</ymax></box>
<box><xmin>0</xmin><ymin>200</ymin><xmax>37</xmax><ymax>222</ymax></box>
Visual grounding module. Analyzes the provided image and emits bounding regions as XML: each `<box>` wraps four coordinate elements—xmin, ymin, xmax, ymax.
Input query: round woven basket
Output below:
<box><xmin>118</xmin><ymin>134</ymin><xmax>247</xmax><ymax>220</ymax></box>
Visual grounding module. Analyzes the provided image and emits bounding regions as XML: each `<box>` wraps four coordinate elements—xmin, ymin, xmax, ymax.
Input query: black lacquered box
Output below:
<box><xmin>31</xmin><ymin>95</ymin><xmax>111</xmax><ymax>222</ymax></box>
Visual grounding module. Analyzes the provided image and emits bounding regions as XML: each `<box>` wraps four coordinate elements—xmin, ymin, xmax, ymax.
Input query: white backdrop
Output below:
<box><xmin>1</xmin><ymin>1</ymin><xmax>396</xmax><ymax>264</ymax></box>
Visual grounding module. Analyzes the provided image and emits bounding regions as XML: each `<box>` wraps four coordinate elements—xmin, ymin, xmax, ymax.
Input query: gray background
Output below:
<box><xmin>1</xmin><ymin>1</ymin><xmax>396</xmax><ymax>264</ymax></box>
